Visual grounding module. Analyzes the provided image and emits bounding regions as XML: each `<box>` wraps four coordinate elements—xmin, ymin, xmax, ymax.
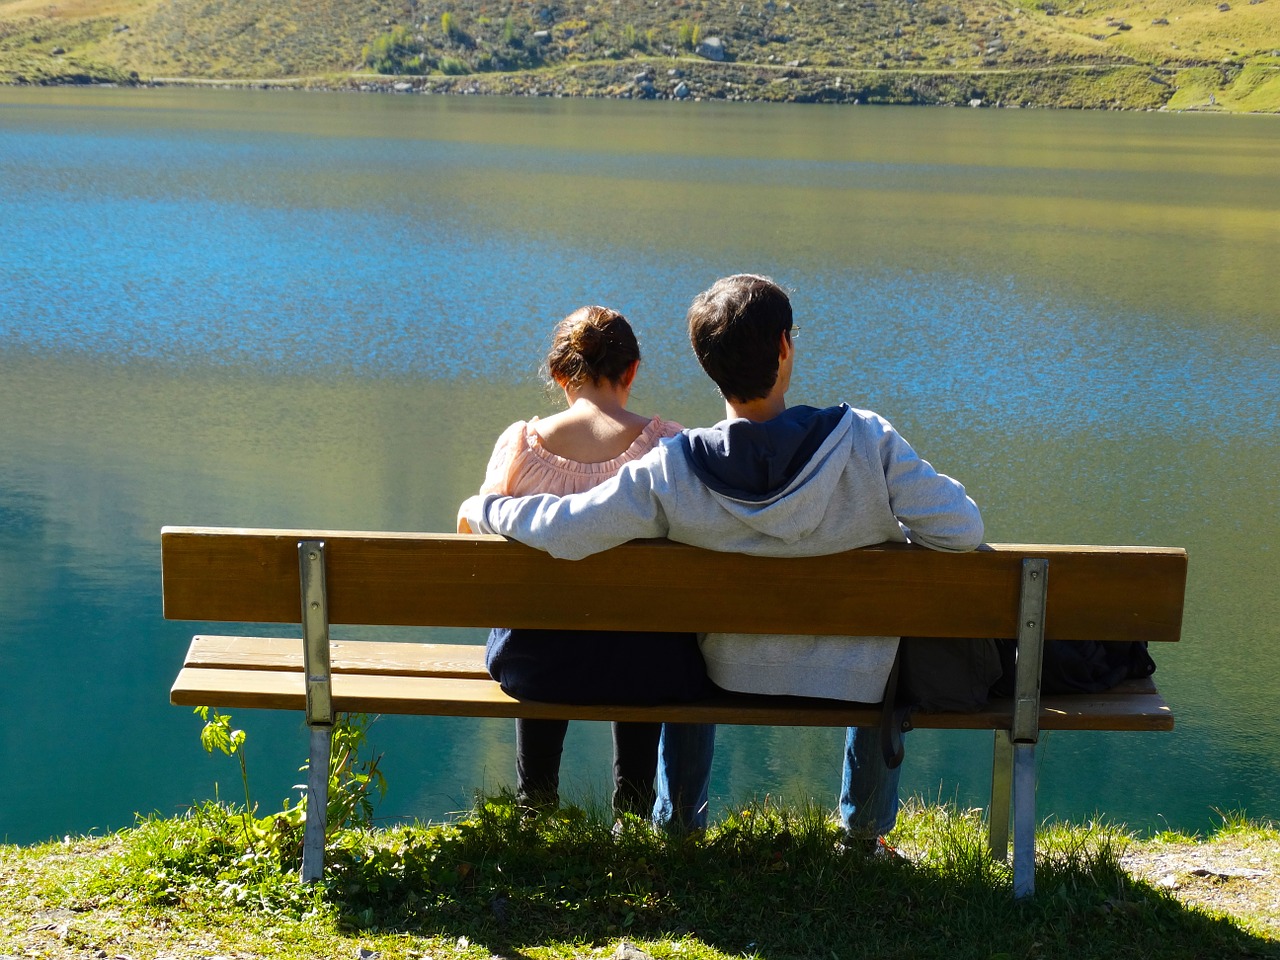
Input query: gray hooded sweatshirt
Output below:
<box><xmin>460</xmin><ymin>403</ymin><xmax>983</xmax><ymax>702</ymax></box>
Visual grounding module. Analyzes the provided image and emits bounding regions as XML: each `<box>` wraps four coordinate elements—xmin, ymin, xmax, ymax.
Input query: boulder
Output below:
<box><xmin>697</xmin><ymin>36</ymin><xmax>727</xmax><ymax>61</ymax></box>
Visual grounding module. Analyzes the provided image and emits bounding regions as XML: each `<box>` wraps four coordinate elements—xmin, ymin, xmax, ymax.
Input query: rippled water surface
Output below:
<box><xmin>1</xmin><ymin>87</ymin><xmax>1277</xmax><ymax>844</ymax></box>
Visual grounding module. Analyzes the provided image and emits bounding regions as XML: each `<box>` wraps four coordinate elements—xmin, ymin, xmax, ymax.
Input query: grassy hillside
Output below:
<box><xmin>1</xmin><ymin>0</ymin><xmax>1277</xmax><ymax>109</ymax></box>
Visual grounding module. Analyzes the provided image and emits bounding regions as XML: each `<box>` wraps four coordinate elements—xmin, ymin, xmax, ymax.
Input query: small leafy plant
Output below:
<box><xmin>195</xmin><ymin>707</ymin><xmax>386</xmax><ymax>864</ymax></box>
<box><xmin>299</xmin><ymin>712</ymin><xmax>387</xmax><ymax>831</ymax></box>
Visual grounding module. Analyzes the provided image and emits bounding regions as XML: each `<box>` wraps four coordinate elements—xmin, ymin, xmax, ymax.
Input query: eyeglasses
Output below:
<box><xmin>789</xmin><ymin>325</ymin><xmax>800</xmax><ymax>340</ymax></box>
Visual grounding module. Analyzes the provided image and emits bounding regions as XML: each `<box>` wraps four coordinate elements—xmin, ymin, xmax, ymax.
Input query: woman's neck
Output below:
<box><xmin>564</xmin><ymin>379</ymin><xmax>631</xmax><ymax>417</ymax></box>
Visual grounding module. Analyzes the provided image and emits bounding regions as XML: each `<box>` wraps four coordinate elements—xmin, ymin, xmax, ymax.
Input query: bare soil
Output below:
<box><xmin>1120</xmin><ymin>832</ymin><xmax>1280</xmax><ymax>939</ymax></box>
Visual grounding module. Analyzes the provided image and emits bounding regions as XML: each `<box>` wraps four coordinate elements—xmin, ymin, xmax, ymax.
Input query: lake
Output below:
<box><xmin>1</xmin><ymin>86</ymin><xmax>1277</xmax><ymax>846</ymax></box>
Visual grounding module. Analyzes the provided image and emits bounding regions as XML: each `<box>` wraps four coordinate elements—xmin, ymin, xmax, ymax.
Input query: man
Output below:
<box><xmin>460</xmin><ymin>274</ymin><xmax>983</xmax><ymax>848</ymax></box>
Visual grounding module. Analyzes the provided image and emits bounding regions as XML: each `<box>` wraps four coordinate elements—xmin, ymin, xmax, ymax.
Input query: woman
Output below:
<box><xmin>461</xmin><ymin>305</ymin><xmax>711</xmax><ymax>817</ymax></box>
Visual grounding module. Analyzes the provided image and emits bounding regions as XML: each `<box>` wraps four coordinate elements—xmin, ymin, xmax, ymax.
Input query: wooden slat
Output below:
<box><xmin>161</xmin><ymin>527</ymin><xmax>1187</xmax><ymax>643</ymax></box>
<box><xmin>184</xmin><ymin>635</ymin><xmax>488</xmax><ymax>678</ymax></box>
<box><xmin>170</xmin><ymin>666</ymin><xmax>1172</xmax><ymax>732</ymax></box>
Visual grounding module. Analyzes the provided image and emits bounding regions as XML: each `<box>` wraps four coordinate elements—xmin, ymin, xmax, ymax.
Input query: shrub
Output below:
<box><xmin>502</xmin><ymin>16</ymin><xmax>524</xmax><ymax>47</ymax></box>
<box><xmin>363</xmin><ymin>26</ymin><xmax>425</xmax><ymax>75</ymax></box>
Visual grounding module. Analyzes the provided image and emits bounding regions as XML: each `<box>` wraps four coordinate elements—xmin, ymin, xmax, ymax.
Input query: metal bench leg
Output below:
<box><xmin>989</xmin><ymin>730</ymin><xmax>1013</xmax><ymax>860</ymax></box>
<box><xmin>1012</xmin><ymin>741</ymin><xmax>1037</xmax><ymax>899</ymax></box>
<box><xmin>1006</xmin><ymin>557</ymin><xmax>1048</xmax><ymax>899</ymax></box>
<box><xmin>301</xmin><ymin>723</ymin><xmax>332</xmax><ymax>882</ymax></box>
<box><xmin>299</xmin><ymin>540</ymin><xmax>333</xmax><ymax>883</ymax></box>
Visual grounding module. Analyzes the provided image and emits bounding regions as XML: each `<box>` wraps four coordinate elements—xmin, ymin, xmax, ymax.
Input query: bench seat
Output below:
<box><xmin>173</xmin><ymin>634</ymin><xmax>1174</xmax><ymax>731</ymax></box>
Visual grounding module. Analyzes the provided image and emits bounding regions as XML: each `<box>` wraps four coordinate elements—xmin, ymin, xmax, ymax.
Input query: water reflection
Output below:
<box><xmin>0</xmin><ymin>87</ymin><xmax>1277</xmax><ymax>845</ymax></box>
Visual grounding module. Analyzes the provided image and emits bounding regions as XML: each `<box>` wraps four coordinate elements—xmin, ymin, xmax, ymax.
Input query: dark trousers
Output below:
<box><xmin>516</xmin><ymin>718</ymin><xmax>662</xmax><ymax>817</ymax></box>
<box><xmin>489</xmin><ymin>626</ymin><xmax>712</xmax><ymax>818</ymax></box>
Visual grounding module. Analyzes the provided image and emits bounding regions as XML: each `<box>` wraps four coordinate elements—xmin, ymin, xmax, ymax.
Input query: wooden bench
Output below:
<box><xmin>162</xmin><ymin>526</ymin><xmax>1186</xmax><ymax>898</ymax></box>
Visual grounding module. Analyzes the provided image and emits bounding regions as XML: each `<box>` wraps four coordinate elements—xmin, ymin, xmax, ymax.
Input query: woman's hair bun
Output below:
<box><xmin>545</xmin><ymin>305</ymin><xmax>641</xmax><ymax>389</ymax></box>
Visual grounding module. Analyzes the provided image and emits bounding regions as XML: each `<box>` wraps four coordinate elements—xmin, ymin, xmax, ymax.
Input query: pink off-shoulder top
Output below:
<box><xmin>480</xmin><ymin>416</ymin><xmax>684</xmax><ymax>497</ymax></box>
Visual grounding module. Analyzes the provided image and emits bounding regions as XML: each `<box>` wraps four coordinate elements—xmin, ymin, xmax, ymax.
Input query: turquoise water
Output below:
<box><xmin>1</xmin><ymin>87</ymin><xmax>1277</xmax><ymax>845</ymax></box>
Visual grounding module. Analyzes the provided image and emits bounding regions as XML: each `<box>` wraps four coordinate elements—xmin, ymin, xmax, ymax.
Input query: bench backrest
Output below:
<box><xmin>161</xmin><ymin>527</ymin><xmax>1186</xmax><ymax>643</ymax></box>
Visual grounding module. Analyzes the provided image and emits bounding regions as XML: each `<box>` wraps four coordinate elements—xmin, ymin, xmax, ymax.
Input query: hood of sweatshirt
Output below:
<box><xmin>676</xmin><ymin>404</ymin><xmax>855</xmax><ymax>543</ymax></box>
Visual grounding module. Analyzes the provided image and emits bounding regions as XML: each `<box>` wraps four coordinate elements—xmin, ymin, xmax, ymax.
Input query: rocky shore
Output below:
<box><xmin>122</xmin><ymin>59</ymin><xmax>1187</xmax><ymax>111</ymax></box>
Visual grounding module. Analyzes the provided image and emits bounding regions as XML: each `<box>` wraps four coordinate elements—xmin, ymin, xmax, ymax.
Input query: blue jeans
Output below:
<box><xmin>654</xmin><ymin>723</ymin><xmax>900</xmax><ymax>837</ymax></box>
<box><xmin>839</xmin><ymin>725</ymin><xmax>901</xmax><ymax>837</ymax></box>
<box><xmin>652</xmin><ymin>722</ymin><xmax>716</xmax><ymax>831</ymax></box>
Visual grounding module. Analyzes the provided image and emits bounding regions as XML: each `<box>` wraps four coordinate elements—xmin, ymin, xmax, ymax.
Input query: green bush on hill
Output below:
<box><xmin>363</xmin><ymin>25</ymin><xmax>428</xmax><ymax>75</ymax></box>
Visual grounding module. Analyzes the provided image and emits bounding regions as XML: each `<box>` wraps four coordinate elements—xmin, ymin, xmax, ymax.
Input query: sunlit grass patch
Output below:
<box><xmin>3</xmin><ymin>796</ymin><xmax>1278</xmax><ymax>960</ymax></box>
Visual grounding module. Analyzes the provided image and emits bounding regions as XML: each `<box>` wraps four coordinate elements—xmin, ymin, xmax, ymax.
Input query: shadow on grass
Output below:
<box><xmin>320</xmin><ymin>798</ymin><xmax>1279</xmax><ymax>960</ymax></box>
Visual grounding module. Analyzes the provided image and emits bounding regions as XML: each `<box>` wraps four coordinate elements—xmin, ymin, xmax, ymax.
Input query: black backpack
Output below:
<box><xmin>876</xmin><ymin>637</ymin><xmax>1156</xmax><ymax>768</ymax></box>
<box><xmin>989</xmin><ymin>639</ymin><xmax>1156</xmax><ymax>698</ymax></box>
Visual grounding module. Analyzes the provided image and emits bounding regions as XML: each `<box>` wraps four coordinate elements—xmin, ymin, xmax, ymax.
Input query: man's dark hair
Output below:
<box><xmin>686</xmin><ymin>274</ymin><xmax>793</xmax><ymax>402</ymax></box>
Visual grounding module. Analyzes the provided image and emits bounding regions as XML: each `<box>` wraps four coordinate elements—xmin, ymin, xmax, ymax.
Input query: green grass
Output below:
<box><xmin>3</xmin><ymin>796</ymin><xmax>1277</xmax><ymax>960</ymax></box>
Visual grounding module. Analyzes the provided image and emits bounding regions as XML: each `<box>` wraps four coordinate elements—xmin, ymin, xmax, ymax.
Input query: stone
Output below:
<box><xmin>674</xmin><ymin>81</ymin><xmax>690</xmax><ymax>97</ymax></box>
<box><xmin>697</xmin><ymin>36</ymin><xmax>727</xmax><ymax>60</ymax></box>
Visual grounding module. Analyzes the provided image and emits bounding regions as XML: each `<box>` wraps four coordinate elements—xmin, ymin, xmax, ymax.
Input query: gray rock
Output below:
<box><xmin>393</xmin><ymin>81</ymin><xmax>414</xmax><ymax>92</ymax></box>
<box><xmin>612</xmin><ymin>943</ymin><xmax>655</xmax><ymax>960</ymax></box>
<box><xmin>697</xmin><ymin>36</ymin><xmax>726</xmax><ymax>60</ymax></box>
<box><xmin>674</xmin><ymin>81</ymin><xmax>690</xmax><ymax>98</ymax></box>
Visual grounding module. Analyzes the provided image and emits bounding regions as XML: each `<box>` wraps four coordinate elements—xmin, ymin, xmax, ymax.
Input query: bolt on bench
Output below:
<box><xmin>162</xmin><ymin>526</ymin><xmax>1186</xmax><ymax>897</ymax></box>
